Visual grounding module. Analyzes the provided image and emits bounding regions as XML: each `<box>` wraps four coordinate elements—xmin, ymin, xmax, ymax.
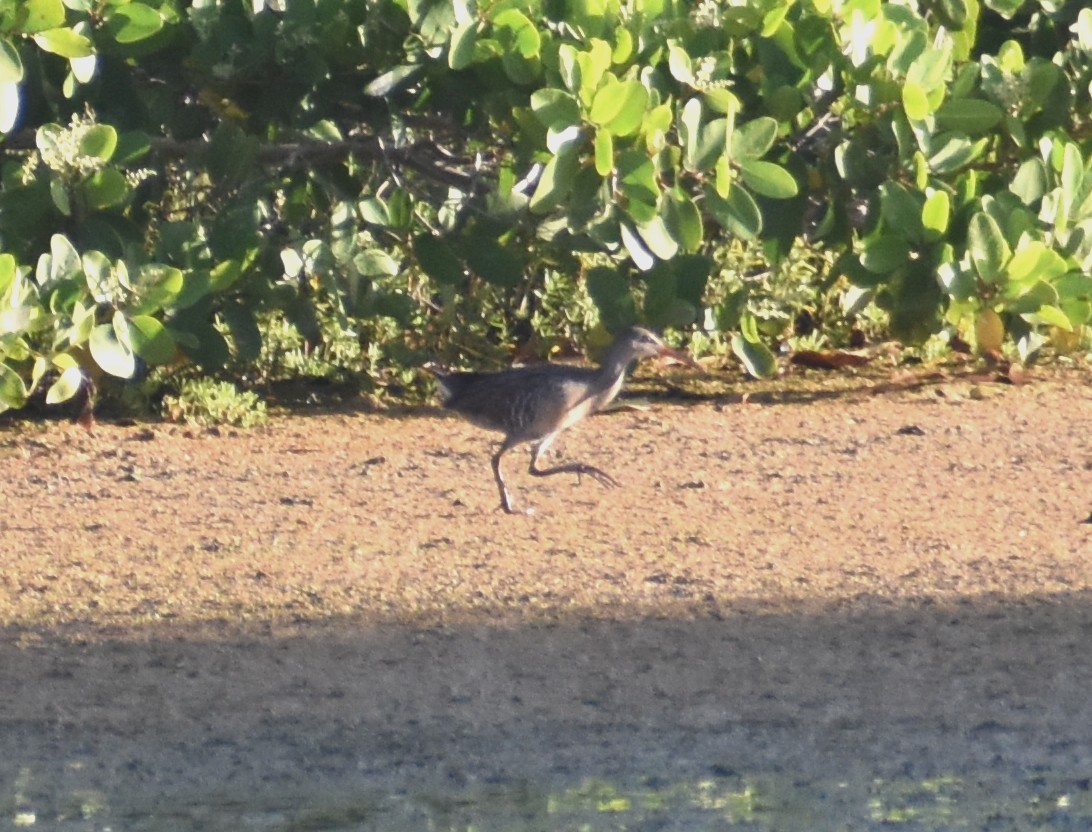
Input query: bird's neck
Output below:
<box><xmin>591</xmin><ymin>350</ymin><xmax>635</xmax><ymax>406</ymax></box>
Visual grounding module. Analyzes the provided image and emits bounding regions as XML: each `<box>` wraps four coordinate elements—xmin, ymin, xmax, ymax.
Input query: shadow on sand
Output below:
<box><xmin>4</xmin><ymin>590</ymin><xmax>1092</xmax><ymax>828</ymax></box>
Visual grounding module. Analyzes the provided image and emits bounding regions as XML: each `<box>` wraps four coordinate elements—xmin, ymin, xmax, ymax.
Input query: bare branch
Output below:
<box><xmin>2</xmin><ymin>130</ymin><xmax>487</xmax><ymax>193</ymax></box>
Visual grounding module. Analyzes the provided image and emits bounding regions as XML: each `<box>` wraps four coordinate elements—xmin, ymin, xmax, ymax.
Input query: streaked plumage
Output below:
<box><xmin>429</xmin><ymin>327</ymin><xmax>701</xmax><ymax>514</ymax></box>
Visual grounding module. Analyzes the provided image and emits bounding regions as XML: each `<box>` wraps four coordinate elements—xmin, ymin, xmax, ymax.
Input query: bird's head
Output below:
<box><xmin>613</xmin><ymin>326</ymin><xmax>703</xmax><ymax>370</ymax></box>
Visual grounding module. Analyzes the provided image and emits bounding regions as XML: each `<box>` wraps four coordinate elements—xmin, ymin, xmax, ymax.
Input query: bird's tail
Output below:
<box><xmin>422</xmin><ymin>362</ymin><xmax>455</xmax><ymax>403</ymax></box>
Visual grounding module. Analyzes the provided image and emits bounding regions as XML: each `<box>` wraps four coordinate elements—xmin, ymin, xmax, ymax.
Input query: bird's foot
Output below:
<box><xmin>576</xmin><ymin>465</ymin><xmax>621</xmax><ymax>489</ymax></box>
<box><xmin>500</xmin><ymin>504</ymin><xmax>535</xmax><ymax>516</ymax></box>
<box><xmin>499</xmin><ymin>496</ymin><xmax>535</xmax><ymax>516</ymax></box>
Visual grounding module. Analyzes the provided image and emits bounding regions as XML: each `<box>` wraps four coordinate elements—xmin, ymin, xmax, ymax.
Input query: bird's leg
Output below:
<box><xmin>491</xmin><ymin>441</ymin><xmax>523</xmax><ymax>514</ymax></box>
<box><xmin>528</xmin><ymin>438</ymin><xmax>621</xmax><ymax>489</ymax></box>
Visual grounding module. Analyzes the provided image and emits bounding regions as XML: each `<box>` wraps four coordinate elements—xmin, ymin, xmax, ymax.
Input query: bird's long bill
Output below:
<box><xmin>657</xmin><ymin>345</ymin><xmax>704</xmax><ymax>371</ymax></box>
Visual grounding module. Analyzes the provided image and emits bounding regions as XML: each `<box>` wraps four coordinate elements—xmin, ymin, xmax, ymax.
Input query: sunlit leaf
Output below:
<box><xmin>83</xmin><ymin>169</ymin><xmax>129</xmax><ymax>210</ymax></box>
<box><xmin>79</xmin><ymin>123</ymin><xmax>117</xmax><ymax>161</ymax></box>
<box><xmin>703</xmin><ymin>183</ymin><xmax>762</xmax><ymax>240</ymax></box>
<box><xmin>23</xmin><ymin>0</ymin><xmax>66</xmax><ymax>34</ymax></box>
<box><xmin>90</xmin><ymin>314</ymin><xmax>136</xmax><ymax>378</ymax></box>
<box><xmin>620</xmin><ymin>221</ymin><xmax>655</xmax><ymax>271</ymax></box>
<box><xmin>967</xmin><ymin>212</ymin><xmax>1010</xmax><ymax>284</ymax></box>
<box><xmin>594</xmin><ymin>128</ymin><xmax>613</xmax><ymax>176</ymax></box>
<box><xmin>738</xmin><ymin>160</ymin><xmax>798</xmax><ymax>199</ymax></box>
<box><xmin>0</xmin><ymin>363</ymin><xmax>28</xmax><ymax>411</ymax></box>
<box><xmin>731</xmin><ymin>117</ymin><xmax>777</xmax><ymax>161</ymax></box>
<box><xmin>448</xmin><ymin>19</ymin><xmax>477</xmax><ymax>69</ymax></box>
<box><xmin>731</xmin><ymin>326</ymin><xmax>777</xmax><ymax>379</ymax></box>
<box><xmin>105</xmin><ymin>3</ymin><xmax>164</xmax><ymax>44</ymax></box>
<box><xmin>46</xmin><ymin>365</ymin><xmax>83</xmax><ymax>404</ymax></box>
<box><xmin>935</xmin><ymin>98</ymin><xmax>1003</xmax><ymax>133</ymax></box>
<box><xmin>0</xmin><ymin>38</ymin><xmax>23</xmax><ymax>84</ymax></box>
<box><xmin>530</xmin><ymin>89</ymin><xmax>580</xmax><ymax>130</ymax></box>
<box><xmin>861</xmin><ymin>235</ymin><xmax>910</xmax><ymax>274</ymax></box>
<box><xmin>902</xmin><ymin>81</ymin><xmax>930</xmax><ymax>120</ymax></box>
<box><xmin>0</xmin><ymin>81</ymin><xmax>19</xmax><ymax>133</ymax></box>
<box><xmin>921</xmin><ymin>190</ymin><xmax>950</xmax><ymax>240</ymax></box>
<box><xmin>32</xmin><ymin>28</ymin><xmax>93</xmax><ymax>58</ymax></box>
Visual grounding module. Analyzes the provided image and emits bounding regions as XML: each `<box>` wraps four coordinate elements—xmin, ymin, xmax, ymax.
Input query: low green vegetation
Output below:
<box><xmin>0</xmin><ymin>1</ymin><xmax>1090</xmax><ymax>423</ymax></box>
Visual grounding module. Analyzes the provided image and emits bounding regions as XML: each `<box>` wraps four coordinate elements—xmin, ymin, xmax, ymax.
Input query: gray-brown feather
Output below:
<box><xmin>435</xmin><ymin>364</ymin><xmax>601</xmax><ymax>442</ymax></box>
<box><xmin>431</xmin><ymin>326</ymin><xmax>671</xmax><ymax>446</ymax></box>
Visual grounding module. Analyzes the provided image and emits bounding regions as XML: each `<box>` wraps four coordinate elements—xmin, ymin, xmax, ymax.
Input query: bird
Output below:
<box><xmin>428</xmin><ymin>326</ymin><xmax>702</xmax><ymax>514</ymax></box>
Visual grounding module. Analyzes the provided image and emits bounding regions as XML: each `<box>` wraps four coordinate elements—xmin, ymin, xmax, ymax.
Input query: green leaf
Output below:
<box><xmin>130</xmin><ymin>264</ymin><xmax>184</xmax><ymax>315</ymax></box>
<box><xmin>448</xmin><ymin>19</ymin><xmax>477</xmax><ymax>70</ymax></box>
<box><xmin>617</xmin><ymin>150</ymin><xmax>658</xmax><ymax>207</ymax></box>
<box><xmin>529</xmin><ymin>142</ymin><xmax>581</xmax><ymax>214</ymax></box>
<box><xmin>128</xmin><ymin>315</ymin><xmax>176</xmax><ymax>364</ymax></box>
<box><xmin>23</xmin><ymin>0</ymin><xmax>66</xmax><ymax>34</ymax></box>
<box><xmin>363</xmin><ymin>64</ymin><xmax>424</xmax><ymax>98</ymax></box>
<box><xmin>220</xmin><ymin>302</ymin><xmax>262</xmax><ymax>361</ymax></box>
<box><xmin>105</xmin><ymin>3</ymin><xmax>163</xmax><ymax>44</ymax></box>
<box><xmin>702</xmin><ymin>87</ymin><xmax>739</xmax><ymax>116</ymax></box>
<box><xmin>464</xmin><ymin>237</ymin><xmax>523</xmax><ymax>287</ymax></box>
<box><xmin>530</xmin><ymin>89</ymin><xmax>580</xmax><ymax>130</ymax></box>
<box><xmin>585</xmin><ymin>266</ymin><xmax>635</xmax><ymax>331</ymax></box>
<box><xmin>935</xmin><ymin>98</ymin><xmax>1003</xmax><ymax>133</ymax></box>
<box><xmin>692</xmin><ymin>117</ymin><xmax>727</xmax><ymax>170</ymax></box>
<box><xmin>575</xmin><ymin>39</ymin><xmax>611</xmax><ymax>104</ymax></box>
<box><xmin>90</xmin><ymin>314</ymin><xmax>136</xmax><ymax>378</ymax></box>
<box><xmin>731</xmin><ymin>325</ymin><xmax>777</xmax><ymax>379</ymax></box>
<box><xmin>208</xmin><ymin>260</ymin><xmax>241</xmax><ymax>293</ymax></box>
<box><xmin>0</xmin><ymin>38</ymin><xmax>23</xmax><ymax>84</ymax></box>
<box><xmin>206</xmin><ymin>123</ymin><xmax>257</xmax><ymax>186</ymax></box>
<box><xmin>43</xmin><ymin>233</ymin><xmax>82</xmax><ymax>284</ymax></box>
<box><xmin>1055</xmin><ymin>272</ymin><xmax>1092</xmax><ymax>301</ymax></box>
<box><xmin>1006</xmin><ymin>279</ymin><xmax>1058</xmax><ymax>314</ymax></box>
<box><xmin>731</xmin><ymin>117</ymin><xmax>778</xmax><ymax>161</ymax></box>
<box><xmin>594</xmin><ymin>128</ymin><xmax>613</xmax><ymax>176</ymax></box>
<box><xmin>1003</xmin><ymin>241</ymin><xmax>1068</xmax><ymax>288</ymax></box>
<box><xmin>901</xmin><ymin>81</ymin><xmax>930</xmax><ymax>120</ymax></box>
<box><xmin>413</xmin><ymin>234</ymin><xmax>464</xmax><ymax>285</ymax></box>
<box><xmin>590</xmin><ymin>77</ymin><xmax>648</xmax><ymax>136</ymax></box>
<box><xmin>603</xmin><ymin>80</ymin><xmax>648</xmax><ymax>137</ymax></box>
<box><xmin>927</xmin><ymin>133</ymin><xmax>979</xmax><ymax>173</ymax></box>
<box><xmin>493</xmin><ymin>9</ymin><xmax>540</xmax><ymax>58</ymax></box>
<box><xmin>557</xmin><ymin>44</ymin><xmax>580</xmax><ymax>93</ymax></box>
<box><xmin>667</xmin><ymin>42</ymin><xmax>691</xmax><ymax>84</ymax></box>
<box><xmin>354</xmin><ymin>248</ymin><xmax>399</xmax><ymax>278</ymax></box>
<box><xmin>907</xmin><ymin>40</ymin><xmax>951</xmax><ymax>91</ymax></box>
<box><xmin>636</xmin><ymin>216</ymin><xmax>678</xmax><ymax>261</ymax></box>
<box><xmin>737</xmin><ymin>160</ymin><xmax>798</xmax><ymax>199</ymax></box>
<box><xmin>620</xmin><ymin>221</ymin><xmax>655</xmax><ymax>271</ymax></box>
<box><xmin>83</xmin><ymin>169</ymin><xmax>129</xmax><ymax>210</ymax></box>
<box><xmin>678</xmin><ymin>98</ymin><xmax>702</xmax><ymax>170</ymax></box>
<box><xmin>1010</xmin><ymin>158</ymin><xmax>1047</xmax><ymax>206</ymax></box>
<box><xmin>78</xmin><ymin>123</ymin><xmax>117</xmax><ymax>161</ymax></box>
<box><xmin>967</xmin><ymin>212</ymin><xmax>1010</xmax><ymax>284</ymax></box>
<box><xmin>663</xmin><ymin>191</ymin><xmax>703</xmax><ymax>253</ymax></box>
<box><xmin>880</xmin><ymin>182</ymin><xmax>923</xmax><ymax>240</ymax></box>
<box><xmin>703</xmin><ymin>183</ymin><xmax>762</xmax><ymax>240</ymax></box>
<box><xmin>70</xmin><ymin>52</ymin><xmax>96</xmax><ymax>84</ymax></box>
<box><xmin>45</xmin><ymin>365</ymin><xmax>83</xmax><ymax>405</ymax></box>
<box><xmin>1073</xmin><ymin>7</ymin><xmax>1092</xmax><ymax>50</ymax></box>
<box><xmin>0</xmin><ymin>363</ymin><xmax>28</xmax><ymax>411</ymax></box>
<box><xmin>32</xmin><ymin>28</ymin><xmax>93</xmax><ymax>59</ymax></box>
<box><xmin>861</xmin><ymin>235</ymin><xmax>910</xmax><ymax>274</ymax></box>
<box><xmin>1021</xmin><ymin>304</ymin><xmax>1073</xmax><ymax>331</ymax></box>
<box><xmin>0</xmin><ymin>81</ymin><xmax>19</xmax><ymax>133</ymax></box>
<box><xmin>82</xmin><ymin>249</ymin><xmax>113</xmax><ymax>302</ymax></box>
<box><xmin>921</xmin><ymin>190</ymin><xmax>950</xmax><ymax>240</ymax></box>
